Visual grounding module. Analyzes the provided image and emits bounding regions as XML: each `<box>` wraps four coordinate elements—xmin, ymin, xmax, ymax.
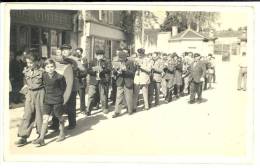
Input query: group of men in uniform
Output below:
<box><xmin>48</xmin><ymin>44</ymin><xmax>216</xmax><ymax>128</ymax></box>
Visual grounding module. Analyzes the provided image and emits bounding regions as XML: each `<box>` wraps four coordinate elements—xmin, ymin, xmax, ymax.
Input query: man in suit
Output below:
<box><xmin>112</xmin><ymin>50</ymin><xmax>136</xmax><ymax>118</ymax></box>
<box><xmin>188</xmin><ymin>53</ymin><xmax>206</xmax><ymax>104</ymax></box>
<box><xmin>86</xmin><ymin>50</ymin><xmax>111</xmax><ymax>116</ymax></box>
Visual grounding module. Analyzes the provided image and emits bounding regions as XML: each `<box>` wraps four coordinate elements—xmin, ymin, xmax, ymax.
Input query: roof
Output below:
<box><xmin>169</xmin><ymin>28</ymin><xmax>208</xmax><ymax>42</ymax></box>
<box><xmin>214</xmin><ymin>30</ymin><xmax>244</xmax><ymax>38</ymax></box>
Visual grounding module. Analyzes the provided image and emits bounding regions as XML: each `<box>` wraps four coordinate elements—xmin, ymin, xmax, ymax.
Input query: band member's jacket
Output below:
<box><xmin>113</xmin><ymin>59</ymin><xmax>136</xmax><ymax>89</ymax></box>
<box><xmin>189</xmin><ymin>60</ymin><xmax>206</xmax><ymax>83</ymax></box>
<box><xmin>87</xmin><ymin>58</ymin><xmax>111</xmax><ymax>85</ymax></box>
<box><xmin>134</xmin><ymin>56</ymin><xmax>152</xmax><ymax>85</ymax></box>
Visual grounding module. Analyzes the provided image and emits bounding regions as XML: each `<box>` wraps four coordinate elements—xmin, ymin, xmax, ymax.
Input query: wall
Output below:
<box><xmin>157</xmin><ymin>32</ymin><xmax>171</xmax><ymax>53</ymax></box>
<box><xmin>168</xmin><ymin>40</ymin><xmax>210</xmax><ymax>56</ymax></box>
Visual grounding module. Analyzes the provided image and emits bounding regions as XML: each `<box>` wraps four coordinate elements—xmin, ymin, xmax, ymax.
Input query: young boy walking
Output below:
<box><xmin>33</xmin><ymin>59</ymin><xmax>66</xmax><ymax>146</ymax></box>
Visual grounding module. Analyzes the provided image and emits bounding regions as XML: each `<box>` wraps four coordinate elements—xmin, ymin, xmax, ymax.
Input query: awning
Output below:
<box><xmin>86</xmin><ymin>21</ymin><xmax>126</xmax><ymax>41</ymax></box>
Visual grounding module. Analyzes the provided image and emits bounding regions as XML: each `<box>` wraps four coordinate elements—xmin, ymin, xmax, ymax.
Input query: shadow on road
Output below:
<box><xmin>66</xmin><ymin>114</ymin><xmax>108</xmax><ymax>139</ymax></box>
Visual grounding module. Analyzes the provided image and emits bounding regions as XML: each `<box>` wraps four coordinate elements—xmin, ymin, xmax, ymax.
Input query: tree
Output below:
<box><xmin>119</xmin><ymin>10</ymin><xmax>160</xmax><ymax>50</ymax></box>
<box><xmin>160</xmin><ymin>11</ymin><xmax>220</xmax><ymax>33</ymax></box>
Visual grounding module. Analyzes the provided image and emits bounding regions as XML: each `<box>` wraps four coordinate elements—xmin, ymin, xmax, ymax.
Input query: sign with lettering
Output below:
<box><xmin>11</xmin><ymin>10</ymin><xmax>73</xmax><ymax>30</ymax></box>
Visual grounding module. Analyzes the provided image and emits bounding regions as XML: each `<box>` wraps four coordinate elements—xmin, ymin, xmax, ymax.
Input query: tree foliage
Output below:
<box><xmin>119</xmin><ymin>10</ymin><xmax>160</xmax><ymax>46</ymax></box>
<box><xmin>160</xmin><ymin>11</ymin><xmax>220</xmax><ymax>33</ymax></box>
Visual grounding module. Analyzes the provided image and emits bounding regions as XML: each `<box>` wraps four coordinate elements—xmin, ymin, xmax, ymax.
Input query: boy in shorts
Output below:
<box><xmin>33</xmin><ymin>59</ymin><xmax>66</xmax><ymax>146</ymax></box>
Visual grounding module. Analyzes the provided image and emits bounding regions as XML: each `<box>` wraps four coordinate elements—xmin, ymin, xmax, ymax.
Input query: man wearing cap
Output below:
<box><xmin>148</xmin><ymin>52</ymin><xmax>164</xmax><ymax>106</ymax></box>
<box><xmin>86</xmin><ymin>50</ymin><xmax>111</xmax><ymax>115</ymax></box>
<box><xmin>112</xmin><ymin>50</ymin><xmax>135</xmax><ymax>118</ymax></box>
<box><xmin>53</xmin><ymin>44</ymin><xmax>85</xmax><ymax>130</ymax></box>
<box><xmin>188</xmin><ymin>53</ymin><xmax>206</xmax><ymax>104</ymax></box>
<box><xmin>133</xmin><ymin>48</ymin><xmax>152</xmax><ymax>111</ymax></box>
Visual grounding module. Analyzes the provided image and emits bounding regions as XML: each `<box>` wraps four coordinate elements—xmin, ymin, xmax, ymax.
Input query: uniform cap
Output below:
<box><xmin>61</xmin><ymin>44</ymin><xmax>72</xmax><ymax>50</ymax></box>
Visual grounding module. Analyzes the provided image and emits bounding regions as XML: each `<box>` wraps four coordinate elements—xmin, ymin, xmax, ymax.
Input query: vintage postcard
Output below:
<box><xmin>0</xmin><ymin>2</ymin><xmax>255</xmax><ymax>165</ymax></box>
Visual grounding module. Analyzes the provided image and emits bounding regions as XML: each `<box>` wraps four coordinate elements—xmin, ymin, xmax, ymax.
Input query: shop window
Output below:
<box><xmin>19</xmin><ymin>26</ymin><xmax>29</xmax><ymax>51</ymax></box>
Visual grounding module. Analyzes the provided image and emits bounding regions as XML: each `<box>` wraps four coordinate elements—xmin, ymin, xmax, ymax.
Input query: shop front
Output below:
<box><xmin>10</xmin><ymin>10</ymin><xmax>78</xmax><ymax>58</ymax></box>
<box><xmin>84</xmin><ymin>21</ymin><xmax>125</xmax><ymax>62</ymax></box>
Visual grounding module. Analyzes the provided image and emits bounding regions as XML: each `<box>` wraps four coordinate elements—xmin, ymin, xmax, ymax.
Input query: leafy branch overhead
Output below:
<box><xmin>160</xmin><ymin>11</ymin><xmax>220</xmax><ymax>33</ymax></box>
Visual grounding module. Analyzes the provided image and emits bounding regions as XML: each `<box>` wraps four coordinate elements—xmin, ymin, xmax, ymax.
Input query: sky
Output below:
<box><xmin>152</xmin><ymin>11</ymin><xmax>249</xmax><ymax>31</ymax></box>
<box><xmin>216</xmin><ymin>12</ymin><xmax>249</xmax><ymax>30</ymax></box>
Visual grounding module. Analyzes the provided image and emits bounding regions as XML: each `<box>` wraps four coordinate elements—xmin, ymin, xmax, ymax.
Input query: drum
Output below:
<box><xmin>55</xmin><ymin>61</ymin><xmax>73</xmax><ymax>104</ymax></box>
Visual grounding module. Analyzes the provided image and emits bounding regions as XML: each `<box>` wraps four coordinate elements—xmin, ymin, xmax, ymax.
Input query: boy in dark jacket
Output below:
<box><xmin>33</xmin><ymin>59</ymin><xmax>66</xmax><ymax>146</ymax></box>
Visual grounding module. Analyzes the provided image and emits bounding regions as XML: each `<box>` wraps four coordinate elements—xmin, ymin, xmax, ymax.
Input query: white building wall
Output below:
<box><xmin>157</xmin><ymin>32</ymin><xmax>171</xmax><ymax>53</ymax></box>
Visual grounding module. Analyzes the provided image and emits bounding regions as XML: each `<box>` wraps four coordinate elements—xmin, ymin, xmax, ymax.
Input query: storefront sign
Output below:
<box><xmin>11</xmin><ymin>10</ymin><xmax>73</xmax><ymax>30</ymax></box>
<box><xmin>87</xmin><ymin>22</ymin><xmax>125</xmax><ymax>40</ymax></box>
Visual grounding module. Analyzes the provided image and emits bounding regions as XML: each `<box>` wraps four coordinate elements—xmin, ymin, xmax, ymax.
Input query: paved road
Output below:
<box><xmin>5</xmin><ymin>58</ymin><xmax>251</xmax><ymax>162</ymax></box>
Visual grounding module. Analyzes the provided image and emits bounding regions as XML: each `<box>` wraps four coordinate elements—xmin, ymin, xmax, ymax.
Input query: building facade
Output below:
<box><xmin>79</xmin><ymin>10</ymin><xmax>126</xmax><ymax>62</ymax></box>
<box><xmin>157</xmin><ymin>27</ymin><xmax>215</xmax><ymax>56</ymax></box>
<box><xmin>10</xmin><ymin>10</ymin><xmax>79</xmax><ymax>58</ymax></box>
<box><xmin>213</xmin><ymin>29</ymin><xmax>247</xmax><ymax>57</ymax></box>
<box><xmin>10</xmin><ymin>10</ymin><xmax>126</xmax><ymax>62</ymax></box>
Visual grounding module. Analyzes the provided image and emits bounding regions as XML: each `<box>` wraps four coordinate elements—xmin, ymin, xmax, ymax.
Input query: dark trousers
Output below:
<box><xmin>110</xmin><ymin>78</ymin><xmax>117</xmax><ymax>104</ymax></box>
<box><xmin>174</xmin><ymin>84</ymin><xmax>181</xmax><ymax>97</ymax></box>
<box><xmin>87</xmin><ymin>83</ymin><xmax>108</xmax><ymax>113</ymax></box>
<box><xmin>190</xmin><ymin>81</ymin><xmax>203</xmax><ymax>101</ymax></box>
<box><xmin>148</xmin><ymin>81</ymin><xmax>161</xmax><ymax>106</ymax></box>
<box><xmin>66</xmin><ymin>91</ymin><xmax>77</xmax><ymax>127</ymax></box>
<box><xmin>203</xmin><ymin>77</ymin><xmax>208</xmax><ymax>90</ymax></box>
<box><xmin>78</xmin><ymin>87</ymin><xmax>86</xmax><ymax>112</ymax></box>
<box><xmin>213</xmin><ymin>67</ymin><xmax>216</xmax><ymax>83</ymax></box>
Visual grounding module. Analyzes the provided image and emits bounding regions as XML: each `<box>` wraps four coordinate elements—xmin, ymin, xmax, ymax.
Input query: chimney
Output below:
<box><xmin>172</xmin><ymin>26</ymin><xmax>178</xmax><ymax>37</ymax></box>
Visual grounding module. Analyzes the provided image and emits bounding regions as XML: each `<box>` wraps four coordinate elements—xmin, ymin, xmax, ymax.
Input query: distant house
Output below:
<box><xmin>157</xmin><ymin>27</ymin><xmax>216</xmax><ymax>56</ymax></box>
<box><xmin>213</xmin><ymin>29</ymin><xmax>247</xmax><ymax>56</ymax></box>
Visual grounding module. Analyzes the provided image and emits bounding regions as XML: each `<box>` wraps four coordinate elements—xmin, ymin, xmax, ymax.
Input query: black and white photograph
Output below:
<box><xmin>0</xmin><ymin>2</ymin><xmax>256</xmax><ymax>165</ymax></box>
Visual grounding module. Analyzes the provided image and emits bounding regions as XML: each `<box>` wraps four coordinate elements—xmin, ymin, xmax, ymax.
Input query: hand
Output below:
<box><xmin>200</xmin><ymin>77</ymin><xmax>205</xmax><ymax>82</ymax></box>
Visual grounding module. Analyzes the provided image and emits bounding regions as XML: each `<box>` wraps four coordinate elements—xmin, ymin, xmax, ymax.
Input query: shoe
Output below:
<box><xmin>56</xmin><ymin>135</ymin><xmax>65</xmax><ymax>142</ymax></box>
<box><xmin>32</xmin><ymin>138</ymin><xmax>45</xmax><ymax>146</ymax></box>
<box><xmin>237</xmin><ymin>88</ymin><xmax>242</xmax><ymax>91</ymax></box>
<box><xmin>188</xmin><ymin>100</ymin><xmax>195</xmax><ymax>104</ymax></box>
<box><xmin>197</xmin><ymin>98</ymin><xmax>203</xmax><ymax>104</ymax></box>
<box><xmin>103</xmin><ymin>109</ymin><xmax>109</xmax><ymax>114</ymax></box>
<box><xmin>85</xmin><ymin>110</ymin><xmax>91</xmax><ymax>116</ymax></box>
<box><xmin>112</xmin><ymin>113</ymin><xmax>120</xmax><ymax>118</ymax></box>
<box><xmin>144</xmin><ymin>108</ymin><xmax>149</xmax><ymax>111</ymax></box>
<box><xmin>243</xmin><ymin>89</ymin><xmax>247</xmax><ymax>91</ymax></box>
<box><xmin>15</xmin><ymin>138</ymin><xmax>27</xmax><ymax>146</ymax></box>
<box><xmin>66</xmin><ymin>125</ymin><xmax>76</xmax><ymax>130</ymax></box>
